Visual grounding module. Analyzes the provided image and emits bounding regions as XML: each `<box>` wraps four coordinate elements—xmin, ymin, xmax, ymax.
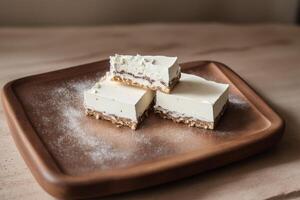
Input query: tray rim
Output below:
<box><xmin>1</xmin><ymin>60</ymin><xmax>285</xmax><ymax>199</ymax></box>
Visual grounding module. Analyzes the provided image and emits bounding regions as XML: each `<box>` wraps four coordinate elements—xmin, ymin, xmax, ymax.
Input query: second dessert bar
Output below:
<box><xmin>110</xmin><ymin>54</ymin><xmax>181</xmax><ymax>93</ymax></box>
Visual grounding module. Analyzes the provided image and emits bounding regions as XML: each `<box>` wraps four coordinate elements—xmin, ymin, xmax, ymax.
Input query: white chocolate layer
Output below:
<box><xmin>154</xmin><ymin>73</ymin><xmax>229</xmax><ymax>122</ymax></box>
<box><xmin>84</xmin><ymin>74</ymin><xmax>155</xmax><ymax>122</ymax></box>
<box><xmin>110</xmin><ymin>54</ymin><xmax>181</xmax><ymax>88</ymax></box>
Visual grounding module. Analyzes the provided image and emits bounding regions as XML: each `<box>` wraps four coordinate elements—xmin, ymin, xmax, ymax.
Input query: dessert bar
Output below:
<box><xmin>110</xmin><ymin>54</ymin><xmax>181</xmax><ymax>93</ymax></box>
<box><xmin>84</xmin><ymin>74</ymin><xmax>155</xmax><ymax>129</ymax></box>
<box><xmin>154</xmin><ymin>73</ymin><xmax>229</xmax><ymax>129</ymax></box>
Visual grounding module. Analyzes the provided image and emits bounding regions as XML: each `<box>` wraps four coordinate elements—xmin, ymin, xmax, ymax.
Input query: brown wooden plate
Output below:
<box><xmin>1</xmin><ymin>60</ymin><xmax>284</xmax><ymax>199</ymax></box>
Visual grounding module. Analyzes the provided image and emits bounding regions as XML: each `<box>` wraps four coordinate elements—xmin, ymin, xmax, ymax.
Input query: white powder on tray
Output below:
<box><xmin>25</xmin><ymin>74</ymin><xmax>250</xmax><ymax>175</ymax></box>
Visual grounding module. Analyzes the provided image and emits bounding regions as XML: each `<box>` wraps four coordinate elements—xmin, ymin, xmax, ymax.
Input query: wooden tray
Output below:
<box><xmin>1</xmin><ymin>60</ymin><xmax>284</xmax><ymax>199</ymax></box>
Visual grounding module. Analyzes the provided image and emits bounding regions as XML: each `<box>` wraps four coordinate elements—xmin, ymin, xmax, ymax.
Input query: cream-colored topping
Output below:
<box><xmin>110</xmin><ymin>54</ymin><xmax>181</xmax><ymax>85</ymax></box>
<box><xmin>154</xmin><ymin>73</ymin><xmax>229</xmax><ymax>122</ymax></box>
<box><xmin>84</xmin><ymin>74</ymin><xmax>155</xmax><ymax>121</ymax></box>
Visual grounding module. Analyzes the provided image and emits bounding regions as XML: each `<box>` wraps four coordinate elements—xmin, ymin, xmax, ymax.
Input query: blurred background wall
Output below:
<box><xmin>0</xmin><ymin>0</ymin><xmax>299</xmax><ymax>26</ymax></box>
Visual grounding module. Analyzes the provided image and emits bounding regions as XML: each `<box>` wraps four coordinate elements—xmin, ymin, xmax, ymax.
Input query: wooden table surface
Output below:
<box><xmin>0</xmin><ymin>24</ymin><xmax>300</xmax><ymax>200</ymax></box>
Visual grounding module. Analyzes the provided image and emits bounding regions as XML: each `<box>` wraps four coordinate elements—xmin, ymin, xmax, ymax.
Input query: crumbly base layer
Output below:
<box><xmin>85</xmin><ymin>102</ymin><xmax>152</xmax><ymax>130</ymax></box>
<box><xmin>85</xmin><ymin>109</ymin><xmax>138</xmax><ymax>129</ymax></box>
<box><xmin>154</xmin><ymin>101</ymin><xmax>228</xmax><ymax>130</ymax></box>
<box><xmin>111</xmin><ymin>72</ymin><xmax>181</xmax><ymax>93</ymax></box>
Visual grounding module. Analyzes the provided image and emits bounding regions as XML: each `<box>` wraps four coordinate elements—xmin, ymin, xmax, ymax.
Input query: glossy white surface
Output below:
<box><xmin>84</xmin><ymin>75</ymin><xmax>155</xmax><ymax>121</ymax></box>
<box><xmin>155</xmin><ymin>73</ymin><xmax>229</xmax><ymax>122</ymax></box>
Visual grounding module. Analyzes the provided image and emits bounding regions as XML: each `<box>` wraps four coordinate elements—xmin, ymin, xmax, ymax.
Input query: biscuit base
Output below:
<box><xmin>154</xmin><ymin>101</ymin><xmax>228</xmax><ymax>130</ymax></box>
<box><xmin>85</xmin><ymin>105</ymin><xmax>151</xmax><ymax>130</ymax></box>
<box><xmin>111</xmin><ymin>73</ymin><xmax>180</xmax><ymax>93</ymax></box>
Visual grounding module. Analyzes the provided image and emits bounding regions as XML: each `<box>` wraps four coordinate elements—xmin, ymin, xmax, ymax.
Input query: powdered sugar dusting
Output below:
<box><xmin>19</xmin><ymin>73</ymin><xmax>258</xmax><ymax>175</ymax></box>
<box><xmin>229</xmin><ymin>93</ymin><xmax>249</xmax><ymax>109</ymax></box>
